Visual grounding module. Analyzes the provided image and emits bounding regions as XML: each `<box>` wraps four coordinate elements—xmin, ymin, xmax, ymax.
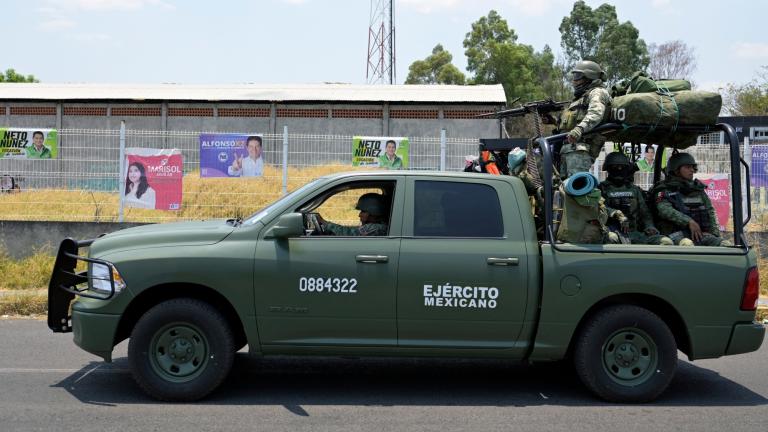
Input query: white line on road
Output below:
<box><xmin>0</xmin><ymin>368</ymin><xmax>129</xmax><ymax>374</ymax></box>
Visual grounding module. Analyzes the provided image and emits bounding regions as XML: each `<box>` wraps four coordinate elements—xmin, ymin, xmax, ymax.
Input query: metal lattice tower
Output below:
<box><xmin>366</xmin><ymin>0</ymin><xmax>395</xmax><ymax>84</ymax></box>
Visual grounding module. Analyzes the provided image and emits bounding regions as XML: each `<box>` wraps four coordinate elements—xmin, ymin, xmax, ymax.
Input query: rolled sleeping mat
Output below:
<box><xmin>564</xmin><ymin>172</ymin><xmax>599</xmax><ymax>197</ymax></box>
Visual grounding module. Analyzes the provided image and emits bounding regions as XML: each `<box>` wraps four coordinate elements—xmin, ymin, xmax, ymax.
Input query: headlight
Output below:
<box><xmin>90</xmin><ymin>262</ymin><xmax>127</xmax><ymax>296</ymax></box>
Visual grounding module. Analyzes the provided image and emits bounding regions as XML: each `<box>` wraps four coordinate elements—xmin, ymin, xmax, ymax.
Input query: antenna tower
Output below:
<box><xmin>366</xmin><ymin>0</ymin><xmax>395</xmax><ymax>84</ymax></box>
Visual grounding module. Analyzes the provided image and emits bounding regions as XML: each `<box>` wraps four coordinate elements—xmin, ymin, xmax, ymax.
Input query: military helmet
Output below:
<box><xmin>602</xmin><ymin>152</ymin><xmax>632</xmax><ymax>170</ymax></box>
<box><xmin>355</xmin><ymin>193</ymin><xmax>386</xmax><ymax>216</ymax></box>
<box><xmin>667</xmin><ymin>152</ymin><xmax>697</xmax><ymax>173</ymax></box>
<box><xmin>570</xmin><ymin>60</ymin><xmax>607</xmax><ymax>81</ymax></box>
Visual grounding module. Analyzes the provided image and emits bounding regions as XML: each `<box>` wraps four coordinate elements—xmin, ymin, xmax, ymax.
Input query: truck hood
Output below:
<box><xmin>89</xmin><ymin>219</ymin><xmax>236</xmax><ymax>257</ymax></box>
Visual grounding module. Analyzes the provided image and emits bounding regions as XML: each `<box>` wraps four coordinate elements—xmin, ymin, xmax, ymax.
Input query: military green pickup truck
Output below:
<box><xmin>48</xmin><ymin>125</ymin><xmax>764</xmax><ymax>403</ymax></box>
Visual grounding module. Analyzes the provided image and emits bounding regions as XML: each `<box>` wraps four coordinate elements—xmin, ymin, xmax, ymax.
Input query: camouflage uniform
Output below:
<box><xmin>599</xmin><ymin>181</ymin><xmax>670</xmax><ymax>245</ymax></box>
<box><xmin>321</xmin><ymin>192</ymin><xmax>389</xmax><ymax>236</ymax></box>
<box><xmin>652</xmin><ymin>176</ymin><xmax>725</xmax><ymax>246</ymax></box>
<box><xmin>322</xmin><ymin>221</ymin><xmax>388</xmax><ymax>236</ymax></box>
<box><xmin>560</xmin><ymin>85</ymin><xmax>612</xmax><ymax>177</ymax></box>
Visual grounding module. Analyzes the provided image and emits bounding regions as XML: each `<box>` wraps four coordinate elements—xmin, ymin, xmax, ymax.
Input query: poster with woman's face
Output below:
<box><xmin>123</xmin><ymin>148</ymin><xmax>183</xmax><ymax>210</ymax></box>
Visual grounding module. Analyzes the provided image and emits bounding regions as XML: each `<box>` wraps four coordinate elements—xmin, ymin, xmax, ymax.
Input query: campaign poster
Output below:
<box><xmin>123</xmin><ymin>148</ymin><xmax>183</xmax><ymax>211</ymax></box>
<box><xmin>0</xmin><ymin>128</ymin><xmax>58</xmax><ymax>159</ymax></box>
<box><xmin>750</xmin><ymin>145</ymin><xmax>768</xmax><ymax>188</ymax></box>
<box><xmin>199</xmin><ymin>133</ymin><xmax>264</xmax><ymax>178</ymax></box>
<box><xmin>698</xmin><ymin>173</ymin><xmax>731</xmax><ymax>231</ymax></box>
<box><xmin>352</xmin><ymin>136</ymin><xmax>409</xmax><ymax>169</ymax></box>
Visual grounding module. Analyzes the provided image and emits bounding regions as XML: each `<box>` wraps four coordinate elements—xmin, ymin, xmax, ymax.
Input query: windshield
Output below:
<box><xmin>242</xmin><ymin>178</ymin><xmax>324</xmax><ymax>226</ymax></box>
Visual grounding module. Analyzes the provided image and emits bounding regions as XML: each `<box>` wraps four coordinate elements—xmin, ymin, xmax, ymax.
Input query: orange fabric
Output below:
<box><xmin>481</xmin><ymin>151</ymin><xmax>500</xmax><ymax>175</ymax></box>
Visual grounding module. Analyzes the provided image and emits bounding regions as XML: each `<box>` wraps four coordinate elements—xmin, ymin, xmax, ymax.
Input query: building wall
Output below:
<box><xmin>0</xmin><ymin>100</ymin><xmax>503</xmax><ymax>139</ymax></box>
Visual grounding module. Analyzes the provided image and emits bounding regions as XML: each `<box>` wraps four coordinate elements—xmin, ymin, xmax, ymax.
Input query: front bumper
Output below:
<box><xmin>726</xmin><ymin>322</ymin><xmax>766</xmax><ymax>355</ymax></box>
<box><xmin>72</xmin><ymin>308</ymin><xmax>121</xmax><ymax>362</ymax></box>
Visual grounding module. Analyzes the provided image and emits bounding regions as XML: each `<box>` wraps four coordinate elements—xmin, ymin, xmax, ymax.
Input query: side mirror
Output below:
<box><xmin>265</xmin><ymin>213</ymin><xmax>305</xmax><ymax>239</ymax></box>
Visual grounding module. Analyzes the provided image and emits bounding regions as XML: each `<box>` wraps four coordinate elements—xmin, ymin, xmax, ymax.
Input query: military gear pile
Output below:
<box><xmin>610</xmin><ymin>71</ymin><xmax>692</xmax><ymax>98</ymax></box>
<box><xmin>606</xmin><ymin>90</ymin><xmax>722</xmax><ymax>149</ymax></box>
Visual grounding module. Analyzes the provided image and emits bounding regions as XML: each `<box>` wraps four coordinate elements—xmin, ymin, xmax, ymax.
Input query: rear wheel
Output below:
<box><xmin>574</xmin><ymin>305</ymin><xmax>677</xmax><ymax>403</ymax></box>
<box><xmin>128</xmin><ymin>298</ymin><xmax>235</xmax><ymax>401</ymax></box>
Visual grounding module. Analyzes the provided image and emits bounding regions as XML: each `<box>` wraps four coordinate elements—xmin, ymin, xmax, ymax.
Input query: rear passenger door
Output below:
<box><xmin>397</xmin><ymin>178</ymin><xmax>529</xmax><ymax>352</ymax></box>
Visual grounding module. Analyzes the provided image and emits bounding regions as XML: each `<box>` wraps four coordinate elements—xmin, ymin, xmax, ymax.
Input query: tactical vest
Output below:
<box><xmin>663</xmin><ymin>190</ymin><xmax>711</xmax><ymax>232</ymax></box>
<box><xmin>599</xmin><ymin>185</ymin><xmax>639</xmax><ymax>232</ymax></box>
<box><xmin>560</xmin><ymin>87</ymin><xmax>610</xmax><ymax>132</ymax></box>
<box><xmin>560</xmin><ymin>92</ymin><xmax>590</xmax><ymax>132</ymax></box>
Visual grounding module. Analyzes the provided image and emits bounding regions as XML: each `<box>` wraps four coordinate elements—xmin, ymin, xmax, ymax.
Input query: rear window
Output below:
<box><xmin>413</xmin><ymin>180</ymin><xmax>503</xmax><ymax>237</ymax></box>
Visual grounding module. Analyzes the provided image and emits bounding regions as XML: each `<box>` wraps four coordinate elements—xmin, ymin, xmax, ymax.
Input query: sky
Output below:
<box><xmin>6</xmin><ymin>0</ymin><xmax>767</xmax><ymax>92</ymax></box>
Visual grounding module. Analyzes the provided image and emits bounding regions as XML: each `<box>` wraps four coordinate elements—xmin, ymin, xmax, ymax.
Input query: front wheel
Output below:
<box><xmin>128</xmin><ymin>298</ymin><xmax>235</xmax><ymax>401</ymax></box>
<box><xmin>574</xmin><ymin>305</ymin><xmax>677</xmax><ymax>403</ymax></box>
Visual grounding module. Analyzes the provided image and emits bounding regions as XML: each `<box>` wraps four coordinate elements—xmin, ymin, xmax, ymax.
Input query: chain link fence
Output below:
<box><xmin>0</xmin><ymin>127</ymin><xmax>764</xmax><ymax>226</ymax></box>
<box><xmin>0</xmin><ymin>128</ymin><xmax>479</xmax><ymax>222</ymax></box>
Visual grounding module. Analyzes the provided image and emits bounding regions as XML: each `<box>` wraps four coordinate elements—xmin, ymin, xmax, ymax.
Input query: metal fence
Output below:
<box><xmin>0</xmin><ymin>127</ymin><xmax>478</xmax><ymax>222</ymax></box>
<box><xmin>1</xmin><ymin>127</ymin><xmax>765</xmax><ymax>225</ymax></box>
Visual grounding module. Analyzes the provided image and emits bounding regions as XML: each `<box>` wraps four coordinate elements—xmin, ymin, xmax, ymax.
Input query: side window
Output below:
<box><xmin>413</xmin><ymin>181</ymin><xmax>503</xmax><ymax>237</ymax></box>
<box><xmin>299</xmin><ymin>181</ymin><xmax>396</xmax><ymax>237</ymax></box>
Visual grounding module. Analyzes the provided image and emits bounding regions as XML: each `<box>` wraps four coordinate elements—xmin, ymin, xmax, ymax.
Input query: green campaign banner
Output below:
<box><xmin>352</xmin><ymin>136</ymin><xmax>409</xmax><ymax>170</ymax></box>
<box><xmin>0</xmin><ymin>128</ymin><xmax>58</xmax><ymax>159</ymax></box>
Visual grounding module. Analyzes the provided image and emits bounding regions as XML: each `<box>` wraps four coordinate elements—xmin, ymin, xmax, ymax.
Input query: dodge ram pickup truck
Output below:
<box><xmin>48</xmin><ymin>124</ymin><xmax>764</xmax><ymax>403</ymax></box>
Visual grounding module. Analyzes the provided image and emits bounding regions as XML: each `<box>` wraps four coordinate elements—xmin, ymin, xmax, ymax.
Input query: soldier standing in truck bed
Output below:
<box><xmin>560</xmin><ymin>60</ymin><xmax>612</xmax><ymax>178</ymax></box>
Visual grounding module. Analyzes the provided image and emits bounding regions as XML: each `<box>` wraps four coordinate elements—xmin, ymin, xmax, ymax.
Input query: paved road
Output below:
<box><xmin>0</xmin><ymin>319</ymin><xmax>766</xmax><ymax>432</ymax></box>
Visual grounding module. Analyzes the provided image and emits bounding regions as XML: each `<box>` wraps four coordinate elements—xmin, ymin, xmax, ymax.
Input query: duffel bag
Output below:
<box><xmin>605</xmin><ymin>90</ymin><xmax>721</xmax><ymax>149</ymax></box>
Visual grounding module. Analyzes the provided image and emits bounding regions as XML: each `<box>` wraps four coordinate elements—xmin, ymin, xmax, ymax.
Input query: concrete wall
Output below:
<box><xmin>0</xmin><ymin>221</ymin><xmax>147</xmax><ymax>258</ymax></box>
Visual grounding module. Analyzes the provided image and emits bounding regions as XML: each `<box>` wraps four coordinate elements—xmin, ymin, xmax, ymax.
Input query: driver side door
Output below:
<box><xmin>253</xmin><ymin>177</ymin><xmax>403</xmax><ymax>349</ymax></box>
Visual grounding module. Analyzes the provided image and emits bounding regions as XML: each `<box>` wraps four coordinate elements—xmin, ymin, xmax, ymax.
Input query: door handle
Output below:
<box><xmin>356</xmin><ymin>255</ymin><xmax>389</xmax><ymax>263</ymax></box>
<box><xmin>487</xmin><ymin>257</ymin><xmax>519</xmax><ymax>266</ymax></box>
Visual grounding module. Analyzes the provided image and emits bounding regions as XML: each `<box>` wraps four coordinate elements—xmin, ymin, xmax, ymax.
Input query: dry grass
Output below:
<box><xmin>0</xmin><ymin>290</ymin><xmax>46</xmax><ymax>316</ymax></box>
<box><xmin>0</xmin><ymin>164</ymin><xmax>371</xmax><ymax>223</ymax></box>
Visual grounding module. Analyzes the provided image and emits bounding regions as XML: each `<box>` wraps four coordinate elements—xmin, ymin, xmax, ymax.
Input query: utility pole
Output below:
<box><xmin>366</xmin><ymin>0</ymin><xmax>396</xmax><ymax>84</ymax></box>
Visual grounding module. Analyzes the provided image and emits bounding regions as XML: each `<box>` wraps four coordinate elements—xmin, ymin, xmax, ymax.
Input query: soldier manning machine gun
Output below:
<box><xmin>472</xmin><ymin>98</ymin><xmax>568</xmax><ymax>184</ymax></box>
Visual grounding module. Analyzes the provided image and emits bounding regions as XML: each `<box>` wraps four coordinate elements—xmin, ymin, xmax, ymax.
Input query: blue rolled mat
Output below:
<box><xmin>564</xmin><ymin>172</ymin><xmax>599</xmax><ymax>196</ymax></box>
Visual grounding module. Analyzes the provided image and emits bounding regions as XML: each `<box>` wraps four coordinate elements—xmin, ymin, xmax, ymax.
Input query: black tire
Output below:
<box><xmin>573</xmin><ymin>305</ymin><xmax>677</xmax><ymax>403</ymax></box>
<box><xmin>128</xmin><ymin>298</ymin><xmax>235</xmax><ymax>401</ymax></box>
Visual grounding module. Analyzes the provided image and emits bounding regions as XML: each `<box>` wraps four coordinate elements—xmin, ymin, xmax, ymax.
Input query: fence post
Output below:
<box><xmin>439</xmin><ymin>128</ymin><xmax>446</xmax><ymax>171</ymax></box>
<box><xmin>118</xmin><ymin>121</ymin><xmax>126</xmax><ymax>222</ymax></box>
<box><xmin>282</xmin><ymin>126</ymin><xmax>288</xmax><ymax>196</ymax></box>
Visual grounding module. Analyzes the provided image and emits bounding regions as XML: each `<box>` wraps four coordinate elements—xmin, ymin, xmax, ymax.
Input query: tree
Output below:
<box><xmin>405</xmin><ymin>45</ymin><xmax>466</xmax><ymax>85</ymax></box>
<box><xmin>463</xmin><ymin>10</ymin><xmax>560</xmax><ymax>103</ymax></box>
<box><xmin>0</xmin><ymin>68</ymin><xmax>38</xmax><ymax>83</ymax></box>
<box><xmin>647</xmin><ymin>40</ymin><xmax>697</xmax><ymax>80</ymax></box>
<box><xmin>722</xmin><ymin>67</ymin><xmax>768</xmax><ymax>116</ymax></box>
<box><xmin>559</xmin><ymin>1</ymin><xmax>649</xmax><ymax>84</ymax></box>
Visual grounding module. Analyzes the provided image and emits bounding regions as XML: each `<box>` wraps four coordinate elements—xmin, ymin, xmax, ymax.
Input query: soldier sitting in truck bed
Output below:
<box><xmin>651</xmin><ymin>153</ymin><xmax>731</xmax><ymax>246</ymax></box>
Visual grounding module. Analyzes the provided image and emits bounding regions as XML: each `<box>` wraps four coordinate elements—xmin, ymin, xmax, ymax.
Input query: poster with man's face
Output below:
<box><xmin>352</xmin><ymin>136</ymin><xmax>409</xmax><ymax>170</ymax></box>
<box><xmin>0</xmin><ymin>128</ymin><xmax>58</xmax><ymax>159</ymax></box>
<box><xmin>199</xmin><ymin>133</ymin><xmax>264</xmax><ymax>178</ymax></box>
<box><xmin>123</xmin><ymin>148</ymin><xmax>183</xmax><ymax>211</ymax></box>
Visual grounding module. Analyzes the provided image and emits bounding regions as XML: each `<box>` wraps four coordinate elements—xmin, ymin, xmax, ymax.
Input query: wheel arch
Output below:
<box><xmin>566</xmin><ymin>293</ymin><xmax>691</xmax><ymax>359</ymax></box>
<box><xmin>115</xmin><ymin>283</ymin><xmax>248</xmax><ymax>351</ymax></box>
